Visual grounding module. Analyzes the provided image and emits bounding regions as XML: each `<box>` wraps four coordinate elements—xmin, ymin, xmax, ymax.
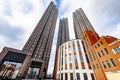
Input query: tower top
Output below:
<box><xmin>73</xmin><ymin>8</ymin><xmax>96</xmax><ymax>39</ymax></box>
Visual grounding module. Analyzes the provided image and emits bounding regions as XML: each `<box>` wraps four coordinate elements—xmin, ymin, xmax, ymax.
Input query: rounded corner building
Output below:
<box><xmin>56</xmin><ymin>39</ymin><xmax>96</xmax><ymax>80</ymax></box>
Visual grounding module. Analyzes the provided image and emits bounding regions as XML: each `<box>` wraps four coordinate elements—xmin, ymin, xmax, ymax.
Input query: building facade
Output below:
<box><xmin>0</xmin><ymin>1</ymin><xmax>58</xmax><ymax>79</ymax></box>
<box><xmin>73</xmin><ymin>8</ymin><xmax>120</xmax><ymax>80</ymax></box>
<box><xmin>55</xmin><ymin>39</ymin><xmax>96</xmax><ymax>80</ymax></box>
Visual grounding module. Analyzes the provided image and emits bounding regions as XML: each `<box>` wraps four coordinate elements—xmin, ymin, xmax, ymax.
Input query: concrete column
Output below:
<box><xmin>15</xmin><ymin>54</ymin><xmax>31</xmax><ymax>80</ymax></box>
<box><xmin>0</xmin><ymin>48</ymin><xmax>8</xmax><ymax>65</ymax></box>
<box><xmin>38</xmin><ymin>62</ymin><xmax>45</xmax><ymax>79</ymax></box>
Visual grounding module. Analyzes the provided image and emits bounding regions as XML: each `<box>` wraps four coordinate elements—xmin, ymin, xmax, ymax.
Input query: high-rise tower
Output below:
<box><xmin>73</xmin><ymin>8</ymin><xmax>95</xmax><ymax>39</ymax></box>
<box><xmin>54</xmin><ymin>18</ymin><xmax>70</xmax><ymax>79</ymax></box>
<box><xmin>0</xmin><ymin>1</ymin><xmax>58</xmax><ymax>80</ymax></box>
<box><xmin>22</xmin><ymin>1</ymin><xmax>58</xmax><ymax>75</ymax></box>
<box><xmin>56</xmin><ymin>18</ymin><xmax>70</xmax><ymax>49</ymax></box>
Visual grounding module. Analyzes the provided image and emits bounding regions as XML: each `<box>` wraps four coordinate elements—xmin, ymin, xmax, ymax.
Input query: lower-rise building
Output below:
<box><xmin>82</xmin><ymin>30</ymin><xmax>120</xmax><ymax>80</ymax></box>
<box><xmin>55</xmin><ymin>39</ymin><xmax>96</xmax><ymax>80</ymax></box>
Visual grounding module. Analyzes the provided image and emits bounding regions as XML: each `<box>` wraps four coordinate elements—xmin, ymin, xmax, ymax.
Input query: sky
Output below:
<box><xmin>0</xmin><ymin>0</ymin><xmax>120</xmax><ymax>74</ymax></box>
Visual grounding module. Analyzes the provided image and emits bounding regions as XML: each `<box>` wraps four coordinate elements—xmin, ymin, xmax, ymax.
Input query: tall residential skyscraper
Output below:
<box><xmin>56</xmin><ymin>18</ymin><xmax>70</xmax><ymax>49</ymax></box>
<box><xmin>22</xmin><ymin>1</ymin><xmax>58</xmax><ymax>75</ymax></box>
<box><xmin>0</xmin><ymin>1</ymin><xmax>58</xmax><ymax>80</ymax></box>
<box><xmin>54</xmin><ymin>18</ymin><xmax>69</xmax><ymax>79</ymax></box>
<box><xmin>73</xmin><ymin>8</ymin><xmax>95</xmax><ymax>39</ymax></box>
<box><xmin>73</xmin><ymin>8</ymin><xmax>120</xmax><ymax>80</ymax></box>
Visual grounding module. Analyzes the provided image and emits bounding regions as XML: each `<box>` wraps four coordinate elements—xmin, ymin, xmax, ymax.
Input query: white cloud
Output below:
<box><xmin>0</xmin><ymin>34</ymin><xmax>23</xmax><ymax>51</ymax></box>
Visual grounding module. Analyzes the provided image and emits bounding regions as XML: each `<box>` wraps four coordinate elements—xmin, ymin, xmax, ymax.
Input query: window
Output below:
<box><xmin>62</xmin><ymin>57</ymin><xmax>63</xmax><ymax>66</ymax></box>
<box><xmin>102</xmin><ymin>61</ymin><xmax>106</xmax><ymax>69</ymax></box>
<box><xmin>91</xmin><ymin>73</ymin><xmax>95</xmax><ymax>80</ymax></box>
<box><xmin>113</xmin><ymin>46</ymin><xmax>120</xmax><ymax>54</ymax></box>
<box><xmin>69</xmin><ymin>56</ymin><xmax>72</xmax><ymax>61</ymax></box>
<box><xmin>65</xmin><ymin>57</ymin><xmax>67</xmax><ymax>64</ymax></box>
<box><xmin>70</xmin><ymin>73</ymin><xmax>73</xmax><ymax>80</ymax></box>
<box><xmin>92</xmin><ymin>65</ymin><xmax>95</xmax><ymax>69</ymax></box>
<box><xmin>65</xmin><ymin>64</ymin><xmax>67</xmax><ymax>70</ymax></box>
<box><xmin>104</xmin><ymin>48</ymin><xmax>109</xmax><ymax>54</ymax></box>
<box><xmin>110</xmin><ymin>58</ymin><xmax>116</xmax><ymax>66</ymax></box>
<box><xmin>61</xmin><ymin>73</ymin><xmax>63</xmax><ymax>80</ymax></box>
<box><xmin>84</xmin><ymin>41</ymin><xmax>88</xmax><ymax>48</ymax></box>
<box><xmin>95</xmin><ymin>46</ymin><xmax>97</xmax><ymax>49</ymax></box>
<box><xmin>106</xmin><ymin>60</ymin><xmax>111</xmax><ymax>68</ymax></box>
<box><xmin>65</xmin><ymin>73</ymin><xmax>67</xmax><ymax>80</ymax></box>
<box><xmin>98</xmin><ymin>52</ymin><xmax>101</xmax><ymax>58</ymax></box>
<box><xmin>101</xmin><ymin>50</ymin><xmax>105</xmax><ymax>56</ymax></box>
<box><xmin>70</xmin><ymin>63</ymin><xmax>72</xmax><ymax>69</ymax></box>
<box><xmin>76</xmin><ymin>73</ymin><xmax>80</xmax><ymax>80</ymax></box>
<box><xmin>79</xmin><ymin>54</ymin><xmax>84</xmax><ymax>62</ymax></box>
<box><xmin>83</xmin><ymin>73</ymin><xmax>88</xmax><ymax>80</ymax></box>
<box><xmin>81</xmin><ymin>63</ymin><xmax>85</xmax><ymax>69</ymax></box>
<box><xmin>100</xmin><ymin>41</ymin><xmax>103</xmax><ymax>45</ymax></box>
<box><xmin>96</xmin><ymin>64</ymin><xmax>99</xmax><ymax>69</ymax></box>
<box><xmin>75</xmin><ymin>58</ymin><xmax>78</xmax><ymax>63</ymax></box>
<box><xmin>91</xmin><ymin>50</ymin><xmax>96</xmax><ymax>60</ymax></box>
<box><xmin>97</xmin><ymin>43</ymin><xmax>100</xmax><ymax>47</ymax></box>
<box><xmin>89</xmin><ymin>52</ymin><xmax>93</xmax><ymax>62</ymax></box>
<box><xmin>75</xmin><ymin>63</ymin><xmax>79</xmax><ymax>69</ymax></box>
<box><xmin>77</xmin><ymin>41</ymin><xmax>81</xmax><ymax>52</ymax></box>
<box><xmin>78</xmin><ymin>47</ymin><xmax>81</xmax><ymax>52</ymax></box>
<box><xmin>87</xmin><ymin>39</ymin><xmax>90</xmax><ymax>46</ymax></box>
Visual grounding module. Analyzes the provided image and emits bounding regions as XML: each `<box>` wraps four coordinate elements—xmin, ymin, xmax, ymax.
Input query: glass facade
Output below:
<box><xmin>26</xmin><ymin>67</ymin><xmax>39</xmax><ymax>79</ymax></box>
<box><xmin>0</xmin><ymin>61</ymin><xmax>22</xmax><ymax>79</ymax></box>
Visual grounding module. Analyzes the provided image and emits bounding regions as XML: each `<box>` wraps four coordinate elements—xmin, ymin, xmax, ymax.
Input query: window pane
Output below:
<box><xmin>104</xmin><ymin>48</ymin><xmax>109</xmax><ymax>54</ymax></box>
<box><xmin>79</xmin><ymin>54</ymin><xmax>84</xmax><ymax>62</ymax></box>
<box><xmin>101</xmin><ymin>50</ymin><xmax>104</xmax><ymax>56</ymax></box>
<box><xmin>61</xmin><ymin>73</ymin><xmax>63</xmax><ymax>80</ymax></box>
<box><xmin>70</xmin><ymin>73</ymin><xmax>73</xmax><ymax>80</ymax></box>
<box><xmin>102</xmin><ymin>61</ymin><xmax>106</xmax><ymax>69</ymax></box>
<box><xmin>76</xmin><ymin>73</ymin><xmax>80</xmax><ymax>80</ymax></box>
<box><xmin>98</xmin><ymin>52</ymin><xmax>101</xmax><ymax>58</ymax></box>
<box><xmin>110</xmin><ymin>58</ymin><xmax>116</xmax><ymax>66</ymax></box>
<box><xmin>65</xmin><ymin>73</ymin><xmax>67</xmax><ymax>80</ymax></box>
<box><xmin>113</xmin><ymin>47</ymin><xmax>120</xmax><ymax>54</ymax></box>
<box><xmin>106</xmin><ymin>60</ymin><xmax>111</xmax><ymax>68</ymax></box>
<box><xmin>83</xmin><ymin>73</ymin><xmax>88</xmax><ymax>80</ymax></box>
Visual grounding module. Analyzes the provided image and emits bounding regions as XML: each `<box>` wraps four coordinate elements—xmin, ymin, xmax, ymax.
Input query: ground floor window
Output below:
<box><xmin>83</xmin><ymin>73</ymin><xmax>88</xmax><ymax>80</ymax></box>
<box><xmin>0</xmin><ymin>61</ymin><xmax>22</xmax><ymax>79</ymax></box>
<box><xmin>65</xmin><ymin>73</ymin><xmax>67</xmax><ymax>80</ymax></box>
<box><xmin>70</xmin><ymin>73</ymin><xmax>73</xmax><ymax>80</ymax></box>
<box><xmin>76</xmin><ymin>73</ymin><xmax>80</xmax><ymax>80</ymax></box>
<box><xmin>26</xmin><ymin>67</ymin><xmax>39</xmax><ymax>79</ymax></box>
<box><xmin>61</xmin><ymin>73</ymin><xmax>63</xmax><ymax>80</ymax></box>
